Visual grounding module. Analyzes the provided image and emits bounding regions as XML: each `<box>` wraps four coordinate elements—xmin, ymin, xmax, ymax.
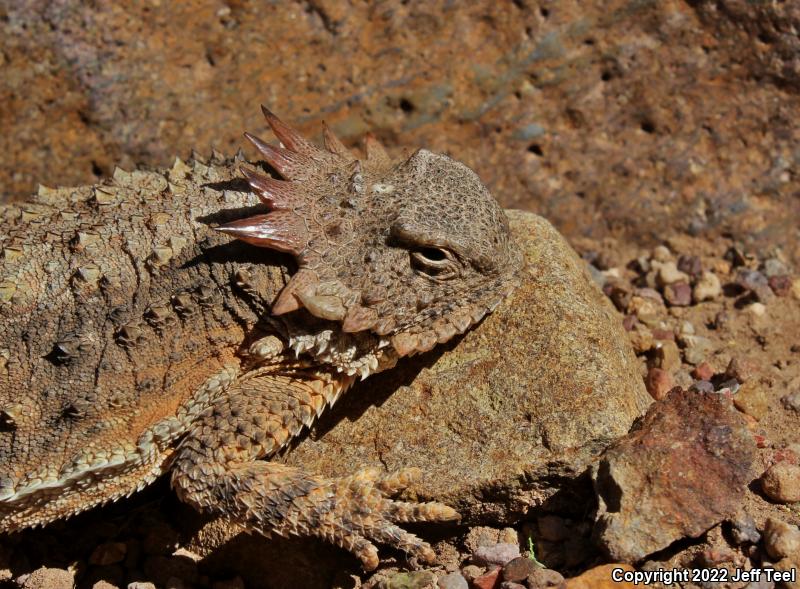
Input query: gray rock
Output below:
<box><xmin>473</xmin><ymin>543</ymin><xmax>521</xmax><ymax>567</ymax></box>
<box><xmin>763</xmin><ymin>258</ymin><xmax>789</xmax><ymax>278</ymax></box>
<box><xmin>728</xmin><ymin>514</ymin><xmax>761</xmax><ymax>545</ymax></box>
<box><xmin>782</xmin><ymin>391</ymin><xmax>800</xmax><ymax>412</ymax></box>
<box><xmin>437</xmin><ymin>572</ymin><xmax>468</xmax><ymax>589</ymax></box>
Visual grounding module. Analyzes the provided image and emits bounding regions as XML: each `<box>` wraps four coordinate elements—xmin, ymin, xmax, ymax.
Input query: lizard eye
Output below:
<box><xmin>410</xmin><ymin>247</ymin><xmax>459</xmax><ymax>279</ymax></box>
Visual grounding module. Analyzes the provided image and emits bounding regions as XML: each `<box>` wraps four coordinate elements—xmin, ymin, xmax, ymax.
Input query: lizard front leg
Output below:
<box><xmin>170</xmin><ymin>366</ymin><xmax>459</xmax><ymax>570</ymax></box>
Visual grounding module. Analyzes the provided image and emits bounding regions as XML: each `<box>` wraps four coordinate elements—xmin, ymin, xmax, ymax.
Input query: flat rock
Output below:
<box><xmin>592</xmin><ymin>388</ymin><xmax>756</xmax><ymax>562</ymax></box>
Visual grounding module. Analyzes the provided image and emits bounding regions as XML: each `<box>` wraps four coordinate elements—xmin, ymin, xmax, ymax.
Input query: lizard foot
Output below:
<box><xmin>313</xmin><ymin>466</ymin><xmax>460</xmax><ymax>570</ymax></box>
<box><xmin>216</xmin><ymin>463</ymin><xmax>459</xmax><ymax>571</ymax></box>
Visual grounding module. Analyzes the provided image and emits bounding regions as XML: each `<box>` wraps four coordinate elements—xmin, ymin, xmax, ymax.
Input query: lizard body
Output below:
<box><xmin>0</xmin><ymin>109</ymin><xmax>522</xmax><ymax>569</ymax></box>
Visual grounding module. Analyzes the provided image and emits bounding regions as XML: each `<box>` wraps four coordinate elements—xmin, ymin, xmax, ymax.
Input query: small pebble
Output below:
<box><xmin>460</xmin><ymin>565</ymin><xmax>484</xmax><ymax>583</ymax></box>
<box><xmin>652</xmin><ymin>245</ymin><xmax>673</xmax><ymax>263</ymax></box>
<box><xmin>655</xmin><ymin>341</ymin><xmax>681</xmax><ymax>371</ymax></box>
<box><xmin>746</xmin><ymin>302</ymin><xmax>766</xmax><ymax>316</ymax></box>
<box><xmin>691</xmin><ymin>362</ymin><xmax>714</xmax><ymax>381</ymax></box>
<box><xmin>664</xmin><ymin>282</ymin><xmax>692</xmax><ymax>306</ymax></box>
<box><xmin>380</xmin><ymin>570</ymin><xmax>436</xmax><ymax>589</ymax></box>
<box><xmin>438</xmin><ymin>572</ymin><xmax>468</xmax><ymax>589</ymax></box>
<box><xmin>692</xmin><ymin>271</ymin><xmax>721</xmax><ymax>302</ymax></box>
<box><xmin>472</xmin><ymin>543</ymin><xmax>521</xmax><ymax>567</ymax></box>
<box><xmin>768</xmin><ymin>275</ymin><xmax>791</xmax><ymax>296</ymax></box>
<box><xmin>781</xmin><ymin>391</ymin><xmax>800</xmax><ymax>412</ymax></box>
<box><xmin>651</xmin><ymin>328</ymin><xmax>674</xmax><ymax>341</ymax></box>
<box><xmin>699</xmin><ymin>545</ymin><xmax>736</xmax><ymax>566</ymax></box>
<box><xmin>20</xmin><ymin>568</ymin><xmax>75</xmax><ymax>589</ymax></box>
<box><xmin>128</xmin><ymin>583</ymin><xmax>157</xmax><ymax>589</ymax></box>
<box><xmin>587</xmin><ymin>265</ymin><xmax>606</xmax><ymax>288</ymax></box>
<box><xmin>729</xmin><ymin>514</ymin><xmax>761</xmax><ymax>545</ymax></box>
<box><xmin>735</xmin><ymin>268</ymin><xmax>769</xmax><ymax>291</ymax></box>
<box><xmin>622</xmin><ymin>314</ymin><xmax>637</xmax><ymax>331</ymax></box>
<box><xmin>761</xmin><ymin>462</ymin><xmax>800</xmax><ymax>503</ymax></box>
<box><xmin>680</xmin><ymin>335</ymin><xmax>713</xmax><ymax>365</ymax></box>
<box><xmin>677</xmin><ymin>254</ymin><xmax>702</xmax><ymax>278</ymax></box>
<box><xmin>502</xmin><ymin>557</ymin><xmax>539</xmax><ymax>583</ymax></box>
<box><xmin>628</xmin><ymin>325</ymin><xmax>654</xmax><ymax>354</ymax></box>
<box><xmin>646</xmin><ymin>367</ymin><xmax>674</xmax><ymax>400</ymax></box>
<box><xmin>689</xmin><ymin>380</ymin><xmax>714</xmax><ymax>393</ymax></box>
<box><xmin>735</xmin><ymin>268</ymin><xmax>774</xmax><ymax>303</ymax></box>
<box><xmin>725</xmin><ymin>357</ymin><xmax>757</xmax><ymax>383</ymax></box>
<box><xmin>733</xmin><ymin>382</ymin><xmax>770</xmax><ymax>420</ymax></box>
<box><xmin>763</xmin><ymin>258</ymin><xmax>789</xmax><ymax>277</ymax></box>
<box><xmin>711</xmin><ymin>310</ymin><xmax>729</xmax><ymax>329</ymax></box>
<box><xmin>657</xmin><ymin>261</ymin><xmax>690</xmax><ymax>286</ymax></box>
<box><xmin>763</xmin><ymin>517</ymin><xmax>800</xmax><ymax>560</ymax></box>
<box><xmin>526</xmin><ymin>568</ymin><xmax>566</xmax><ymax>589</ymax></box>
<box><xmin>471</xmin><ymin>568</ymin><xmax>501</xmax><ymax>589</ymax></box>
<box><xmin>716</xmin><ymin>378</ymin><xmax>739</xmax><ymax>394</ymax></box>
<box><xmin>628</xmin><ymin>297</ymin><xmax>662</xmax><ymax>327</ymax></box>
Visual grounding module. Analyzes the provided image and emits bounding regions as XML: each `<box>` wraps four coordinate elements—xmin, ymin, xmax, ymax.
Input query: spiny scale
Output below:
<box><xmin>242</xmin><ymin>131</ymin><xmax>312</xmax><ymax>179</ymax></box>
<box><xmin>239</xmin><ymin>167</ymin><xmax>296</xmax><ymax>210</ymax></box>
<box><xmin>260</xmin><ymin>105</ymin><xmax>324</xmax><ymax>156</ymax></box>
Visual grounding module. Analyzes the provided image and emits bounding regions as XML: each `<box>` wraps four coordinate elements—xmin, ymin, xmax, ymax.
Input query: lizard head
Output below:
<box><xmin>219</xmin><ymin>107</ymin><xmax>523</xmax><ymax>357</ymax></box>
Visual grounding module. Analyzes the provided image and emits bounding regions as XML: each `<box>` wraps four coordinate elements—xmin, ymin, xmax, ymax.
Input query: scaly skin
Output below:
<box><xmin>0</xmin><ymin>108</ymin><xmax>523</xmax><ymax>569</ymax></box>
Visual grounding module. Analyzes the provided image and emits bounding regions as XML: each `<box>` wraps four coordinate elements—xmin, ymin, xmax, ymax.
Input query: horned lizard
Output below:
<box><xmin>0</xmin><ymin>108</ymin><xmax>523</xmax><ymax>570</ymax></box>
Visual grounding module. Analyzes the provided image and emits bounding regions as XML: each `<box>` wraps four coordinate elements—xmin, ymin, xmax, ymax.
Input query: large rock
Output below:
<box><xmin>192</xmin><ymin>210</ymin><xmax>650</xmax><ymax>587</ymax></box>
<box><xmin>592</xmin><ymin>388</ymin><xmax>756</xmax><ymax>562</ymax></box>
<box><xmin>283</xmin><ymin>210</ymin><xmax>650</xmax><ymax>519</ymax></box>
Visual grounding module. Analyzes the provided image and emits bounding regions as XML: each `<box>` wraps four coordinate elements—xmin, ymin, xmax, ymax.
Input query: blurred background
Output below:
<box><xmin>1</xmin><ymin>0</ymin><xmax>798</xmax><ymax>261</ymax></box>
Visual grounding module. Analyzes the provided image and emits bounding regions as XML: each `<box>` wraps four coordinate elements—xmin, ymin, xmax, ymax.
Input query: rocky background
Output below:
<box><xmin>2</xmin><ymin>0</ymin><xmax>799</xmax><ymax>266</ymax></box>
<box><xmin>1</xmin><ymin>1</ymin><xmax>799</xmax><ymax>589</ymax></box>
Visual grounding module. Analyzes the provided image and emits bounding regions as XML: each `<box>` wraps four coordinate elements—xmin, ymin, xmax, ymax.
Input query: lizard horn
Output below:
<box><xmin>364</xmin><ymin>133</ymin><xmax>391</xmax><ymax>170</ymax></box>
<box><xmin>260</xmin><ymin>106</ymin><xmax>326</xmax><ymax>157</ymax></box>
<box><xmin>322</xmin><ymin>121</ymin><xmax>354</xmax><ymax>159</ymax></box>
<box><xmin>239</xmin><ymin>167</ymin><xmax>298</xmax><ymax>210</ymax></box>
<box><xmin>243</xmin><ymin>132</ymin><xmax>311</xmax><ymax>180</ymax></box>
<box><xmin>215</xmin><ymin>212</ymin><xmax>308</xmax><ymax>255</ymax></box>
